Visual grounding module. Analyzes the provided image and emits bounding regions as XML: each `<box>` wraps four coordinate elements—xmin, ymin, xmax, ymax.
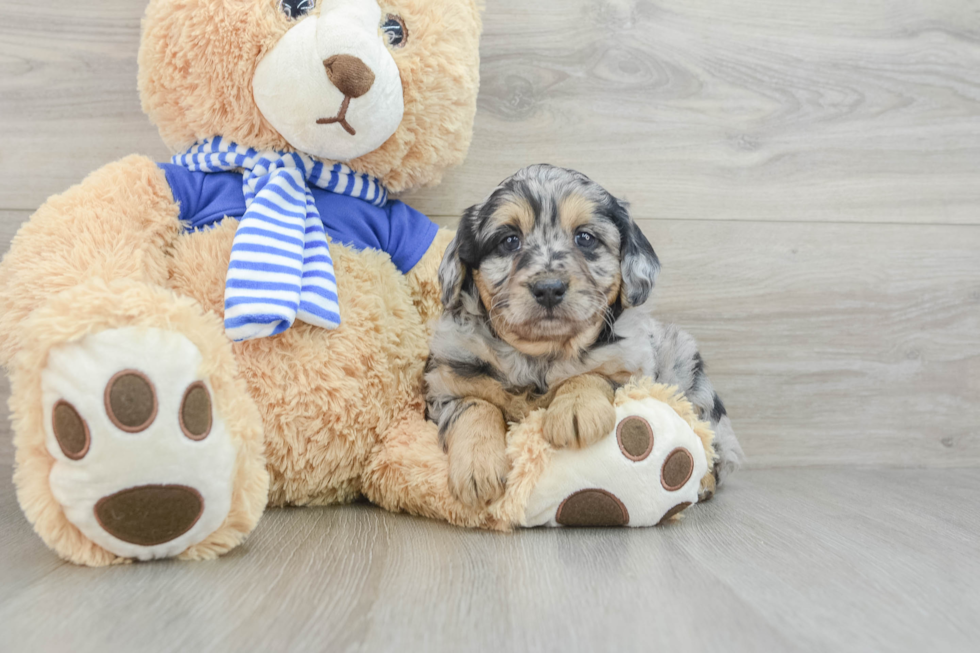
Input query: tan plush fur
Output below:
<box><xmin>169</xmin><ymin>221</ymin><xmax>433</xmax><ymax>507</ymax></box>
<box><xmin>491</xmin><ymin>380</ymin><xmax>717</xmax><ymax>526</ymax></box>
<box><xmin>0</xmin><ymin>0</ymin><xmax>484</xmax><ymax>564</ymax></box>
<box><xmin>139</xmin><ymin>0</ymin><xmax>481</xmax><ymax>194</ymax></box>
<box><xmin>0</xmin><ymin>157</ymin><xmax>180</xmax><ymax>367</ymax></box>
<box><xmin>8</xmin><ymin>279</ymin><xmax>268</xmax><ymax>566</ymax></box>
<box><xmin>405</xmin><ymin>228</ymin><xmax>457</xmax><ymax>329</ymax></box>
<box><xmin>0</xmin><ymin>0</ymin><xmax>715</xmax><ymax>565</ymax></box>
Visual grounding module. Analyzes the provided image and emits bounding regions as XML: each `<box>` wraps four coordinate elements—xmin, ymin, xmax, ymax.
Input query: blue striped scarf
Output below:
<box><xmin>173</xmin><ymin>138</ymin><xmax>388</xmax><ymax>342</ymax></box>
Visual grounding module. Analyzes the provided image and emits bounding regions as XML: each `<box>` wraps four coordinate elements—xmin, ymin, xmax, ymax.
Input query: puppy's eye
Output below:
<box><xmin>381</xmin><ymin>15</ymin><xmax>408</xmax><ymax>48</ymax></box>
<box><xmin>499</xmin><ymin>235</ymin><xmax>522</xmax><ymax>254</ymax></box>
<box><xmin>575</xmin><ymin>231</ymin><xmax>598</xmax><ymax>250</ymax></box>
<box><xmin>279</xmin><ymin>0</ymin><xmax>316</xmax><ymax>19</ymax></box>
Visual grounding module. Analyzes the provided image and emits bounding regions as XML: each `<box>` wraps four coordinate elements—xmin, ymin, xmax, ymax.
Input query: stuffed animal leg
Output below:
<box><xmin>498</xmin><ymin>380</ymin><xmax>713</xmax><ymax>527</ymax></box>
<box><xmin>0</xmin><ymin>160</ymin><xmax>269</xmax><ymax>566</ymax></box>
<box><xmin>365</xmin><ymin>379</ymin><xmax>714</xmax><ymax>530</ymax></box>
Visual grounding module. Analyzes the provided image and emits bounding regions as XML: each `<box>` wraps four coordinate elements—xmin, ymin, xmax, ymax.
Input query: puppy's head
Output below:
<box><xmin>440</xmin><ymin>165</ymin><xmax>660</xmax><ymax>357</ymax></box>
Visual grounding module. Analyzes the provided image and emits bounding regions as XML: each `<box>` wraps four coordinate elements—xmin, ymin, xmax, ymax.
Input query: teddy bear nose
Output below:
<box><xmin>323</xmin><ymin>54</ymin><xmax>375</xmax><ymax>99</ymax></box>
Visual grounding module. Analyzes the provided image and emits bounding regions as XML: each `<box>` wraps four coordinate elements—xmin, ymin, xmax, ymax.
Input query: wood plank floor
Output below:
<box><xmin>1</xmin><ymin>0</ymin><xmax>979</xmax><ymax>651</ymax></box>
<box><xmin>441</xmin><ymin>216</ymin><xmax>980</xmax><ymax>467</ymax></box>
<box><xmin>2</xmin><ymin>1</ymin><xmax>980</xmax><ymax>224</ymax></box>
<box><xmin>0</xmin><ymin>466</ymin><xmax>976</xmax><ymax>653</ymax></box>
<box><xmin>1</xmin><ymin>0</ymin><xmax>977</xmax><ymax>466</ymax></box>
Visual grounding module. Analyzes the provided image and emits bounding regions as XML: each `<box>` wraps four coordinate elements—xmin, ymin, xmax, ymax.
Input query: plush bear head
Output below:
<box><xmin>139</xmin><ymin>0</ymin><xmax>482</xmax><ymax>193</ymax></box>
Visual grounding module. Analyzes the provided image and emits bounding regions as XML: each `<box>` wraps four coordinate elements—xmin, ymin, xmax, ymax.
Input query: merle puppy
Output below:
<box><xmin>426</xmin><ymin>165</ymin><xmax>743</xmax><ymax>508</ymax></box>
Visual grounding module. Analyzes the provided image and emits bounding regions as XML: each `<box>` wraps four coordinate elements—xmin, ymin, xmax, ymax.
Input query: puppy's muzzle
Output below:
<box><xmin>531</xmin><ymin>278</ymin><xmax>568</xmax><ymax>309</ymax></box>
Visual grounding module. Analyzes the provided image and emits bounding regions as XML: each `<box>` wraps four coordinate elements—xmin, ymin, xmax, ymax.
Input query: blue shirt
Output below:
<box><xmin>159</xmin><ymin>163</ymin><xmax>439</xmax><ymax>274</ymax></box>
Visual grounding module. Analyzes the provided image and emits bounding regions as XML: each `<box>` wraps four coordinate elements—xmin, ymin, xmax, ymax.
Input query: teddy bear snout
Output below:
<box><xmin>323</xmin><ymin>54</ymin><xmax>375</xmax><ymax>99</ymax></box>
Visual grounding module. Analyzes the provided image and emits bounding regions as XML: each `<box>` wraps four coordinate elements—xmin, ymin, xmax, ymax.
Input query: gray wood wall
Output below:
<box><xmin>1</xmin><ymin>0</ymin><xmax>978</xmax><ymax>468</ymax></box>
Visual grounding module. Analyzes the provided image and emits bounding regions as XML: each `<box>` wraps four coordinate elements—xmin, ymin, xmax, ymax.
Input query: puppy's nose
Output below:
<box><xmin>323</xmin><ymin>54</ymin><xmax>375</xmax><ymax>99</ymax></box>
<box><xmin>531</xmin><ymin>279</ymin><xmax>568</xmax><ymax>309</ymax></box>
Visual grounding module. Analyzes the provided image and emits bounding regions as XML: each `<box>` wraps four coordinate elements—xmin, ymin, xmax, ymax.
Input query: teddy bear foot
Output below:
<box><xmin>521</xmin><ymin>397</ymin><xmax>710</xmax><ymax>528</ymax></box>
<box><xmin>40</xmin><ymin>327</ymin><xmax>239</xmax><ymax>560</ymax></box>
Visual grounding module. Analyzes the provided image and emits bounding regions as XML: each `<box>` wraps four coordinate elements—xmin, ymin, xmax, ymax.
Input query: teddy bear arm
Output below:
<box><xmin>361</xmin><ymin>409</ymin><xmax>510</xmax><ymax>531</ymax></box>
<box><xmin>0</xmin><ymin>155</ymin><xmax>182</xmax><ymax>366</ymax></box>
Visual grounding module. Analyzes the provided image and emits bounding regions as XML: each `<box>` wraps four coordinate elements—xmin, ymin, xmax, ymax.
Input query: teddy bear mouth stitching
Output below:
<box><xmin>316</xmin><ymin>54</ymin><xmax>376</xmax><ymax>136</ymax></box>
<box><xmin>317</xmin><ymin>96</ymin><xmax>357</xmax><ymax>136</ymax></box>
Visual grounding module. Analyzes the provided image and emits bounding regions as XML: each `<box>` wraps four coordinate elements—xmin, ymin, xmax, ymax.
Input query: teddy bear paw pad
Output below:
<box><xmin>522</xmin><ymin>398</ymin><xmax>708</xmax><ymax>528</ymax></box>
<box><xmin>42</xmin><ymin>327</ymin><xmax>235</xmax><ymax>560</ymax></box>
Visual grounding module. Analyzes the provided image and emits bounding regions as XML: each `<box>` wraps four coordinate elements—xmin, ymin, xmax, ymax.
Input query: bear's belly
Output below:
<box><xmin>168</xmin><ymin>220</ymin><xmax>431</xmax><ymax>506</ymax></box>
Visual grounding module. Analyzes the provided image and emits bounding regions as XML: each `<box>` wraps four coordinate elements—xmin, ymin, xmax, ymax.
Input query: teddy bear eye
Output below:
<box><xmin>279</xmin><ymin>0</ymin><xmax>316</xmax><ymax>20</ymax></box>
<box><xmin>381</xmin><ymin>15</ymin><xmax>408</xmax><ymax>48</ymax></box>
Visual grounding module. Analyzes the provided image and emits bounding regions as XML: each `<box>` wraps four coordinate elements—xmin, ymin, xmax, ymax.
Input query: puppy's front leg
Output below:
<box><xmin>544</xmin><ymin>374</ymin><xmax>617</xmax><ymax>450</ymax></box>
<box><xmin>443</xmin><ymin>399</ymin><xmax>510</xmax><ymax>508</ymax></box>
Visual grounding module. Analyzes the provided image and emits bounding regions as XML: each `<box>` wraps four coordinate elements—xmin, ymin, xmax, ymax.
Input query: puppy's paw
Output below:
<box><xmin>544</xmin><ymin>390</ymin><xmax>617</xmax><ymax>450</ymax></box>
<box><xmin>698</xmin><ymin>470</ymin><xmax>717</xmax><ymax>502</ymax></box>
<box><xmin>448</xmin><ymin>439</ymin><xmax>510</xmax><ymax>508</ymax></box>
<box><xmin>522</xmin><ymin>396</ymin><xmax>711</xmax><ymax>528</ymax></box>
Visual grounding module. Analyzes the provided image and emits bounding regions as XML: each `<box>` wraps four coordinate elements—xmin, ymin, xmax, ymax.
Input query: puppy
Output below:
<box><xmin>426</xmin><ymin>164</ymin><xmax>743</xmax><ymax>507</ymax></box>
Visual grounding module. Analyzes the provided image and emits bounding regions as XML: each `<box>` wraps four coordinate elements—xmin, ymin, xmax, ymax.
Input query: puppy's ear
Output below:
<box><xmin>438</xmin><ymin>233</ymin><xmax>467</xmax><ymax>314</ymax></box>
<box><xmin>616</xmin><ymin>200</ymin><xmax>661</xmax><ymax>307</ymax></box>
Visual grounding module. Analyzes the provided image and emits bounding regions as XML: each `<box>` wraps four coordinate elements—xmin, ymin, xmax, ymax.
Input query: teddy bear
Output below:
<box><xmin>0</xmin><ymin>0</ymin><xmax>716</xmax><ymax>566</ymax></box>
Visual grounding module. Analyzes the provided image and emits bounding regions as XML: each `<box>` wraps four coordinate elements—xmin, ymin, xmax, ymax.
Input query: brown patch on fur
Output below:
<box><xmin>490</xmin><ymin>196</ymin><xmax>537</xmax><ymax>235</ymax></box>
<box><xmin>543</xmin><ymin>374</ymin><xmax>616</xmax><ymax>449</ymax></box>
<box><xmin>473</xmin><ymin>270</ymin><xmax>496</xmax><ymax>318</ymax></box>
<box><xmin>430</xmin><ymin>364</ymin><xmax>553</xmax><ymax>423</ymax></box>
<box><xmin>504</xmin><ymin>320</ymin><xmax>608</xmax><ymax>360</ymax></box>
<box><xmin>614</xmin><ymin>379</ymin><xmax>717</xmax><ymax>472</ymax></box>
<box><xmin>590</xmin><ymin>364</ymin><xmax>635</xmax><ymax>387</ymax></box>
<box><xmin>475</xmin><ymin>266</ymin><xmax>608</xmax><ymax>360</ymax></box>
<box><xmin>444</xmin><ymin>399</ymin><xmax>510</xmax><ymax>508</ymax></box>
<box><xmin>558</xmin><ymin>193</ymin><xmax>597</xmax><ymax>232</ymax></box>
<box><xmin>699</xmin><ymin>471</ymin><xmax>717</xmax><ymax>502</ymax></box>
<box><xmin>605</xmin><ymin>274</ymin><xmax>623</xmax><ymax>307</ymax></box>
